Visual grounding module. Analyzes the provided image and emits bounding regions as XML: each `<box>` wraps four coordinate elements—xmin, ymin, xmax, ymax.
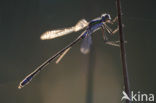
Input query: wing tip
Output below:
<box><xmin>80</xmin><ymin>48</ymin><xmax>90</xmax><ymax>54</ymax></box>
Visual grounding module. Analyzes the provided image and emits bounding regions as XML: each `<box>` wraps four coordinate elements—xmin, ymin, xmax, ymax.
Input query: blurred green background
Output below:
<box><xmin>0</xmin><ymin>0</ymin><xmax>156</xmax><ymax>103</ymax></box>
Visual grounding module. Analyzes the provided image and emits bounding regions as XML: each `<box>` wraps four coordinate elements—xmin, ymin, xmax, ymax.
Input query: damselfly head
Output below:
<box><xmin>101</xmin><ymin>13</ymin><xmax>111</xmax><ymax>22</ymax></box>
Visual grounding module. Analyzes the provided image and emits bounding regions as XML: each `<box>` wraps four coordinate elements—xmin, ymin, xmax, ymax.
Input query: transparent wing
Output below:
<box><xmin>74</xmin><ymin>19</ymin><xmax>89</xmax><ymax>31</ymax></box>
<box><xmin>40</xmin><ymin>19</ymin><xmax>88</xmax><ymax>40</ymax></box>
<box><xmin>80</xmin><ymin>33</ymin><xmax>92</xmax><ymax>54</ymax></box>
<box><xmin>40</xmin><ymin>28</ymin><xmax>74</xmax><ymax>40</ymax></box>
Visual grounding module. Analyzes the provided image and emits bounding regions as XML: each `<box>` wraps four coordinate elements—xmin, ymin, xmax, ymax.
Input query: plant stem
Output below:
<box><xmin>116</xmin><ymin>0</ymin><xmax>131</xmax><ymax>103</ymax></box>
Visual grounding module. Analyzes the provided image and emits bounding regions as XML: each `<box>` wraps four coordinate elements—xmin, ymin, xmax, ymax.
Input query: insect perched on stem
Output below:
<box><xmin>18</xmin><ymin>13</ymin><xmax>120</xmax><ymax>89</ymax></box>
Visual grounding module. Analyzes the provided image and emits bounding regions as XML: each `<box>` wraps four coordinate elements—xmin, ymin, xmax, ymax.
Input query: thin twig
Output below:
<box><xmin>116</xmin><ymin>0</ymin><xmax>131</xmax><ymax>103</ymax></box>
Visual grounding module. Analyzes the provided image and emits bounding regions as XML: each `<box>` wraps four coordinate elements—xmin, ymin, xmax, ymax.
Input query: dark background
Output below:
<box><xmin>0</xmin><ymin>0</ymin><xmax>156</xmax><ymax>103</ymax></box>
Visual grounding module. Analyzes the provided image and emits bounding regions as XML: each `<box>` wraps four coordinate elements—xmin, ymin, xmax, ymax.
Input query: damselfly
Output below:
<box><xmin>18</xmin><ymin>13</ymin><xmax>120</xmax><ymax>89</ymax></box>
